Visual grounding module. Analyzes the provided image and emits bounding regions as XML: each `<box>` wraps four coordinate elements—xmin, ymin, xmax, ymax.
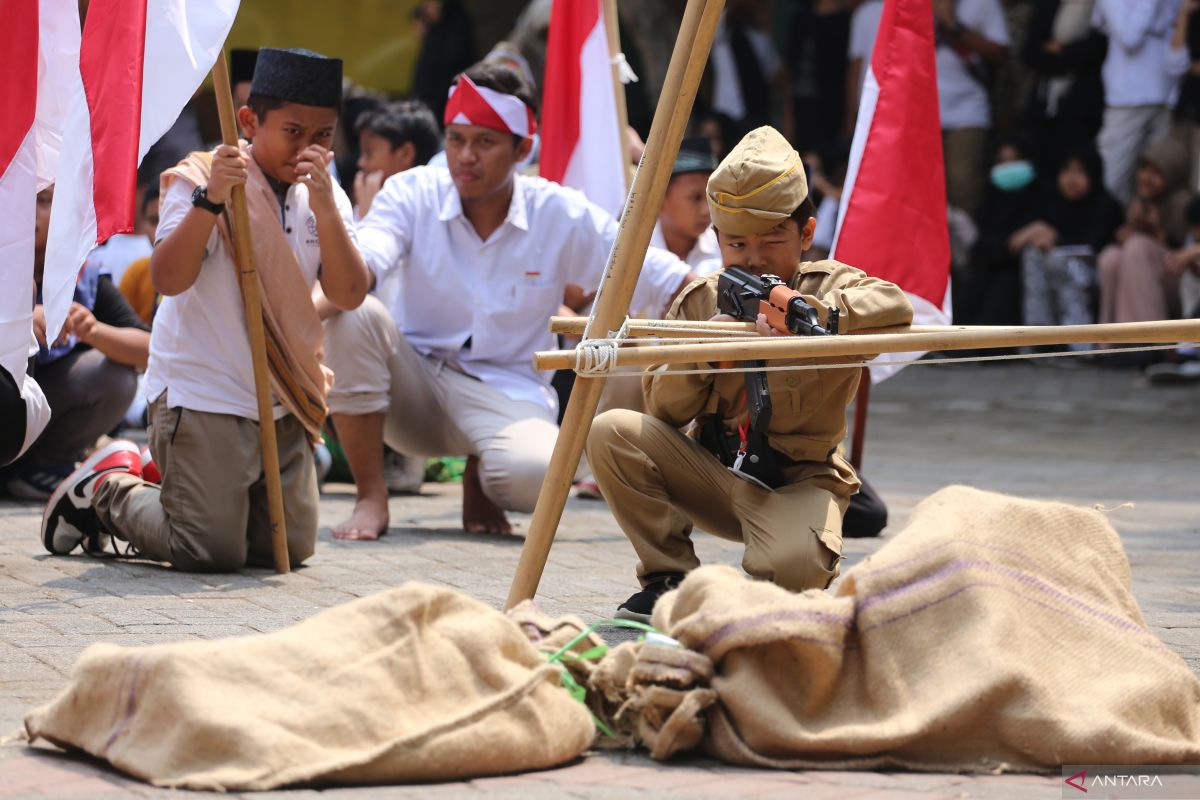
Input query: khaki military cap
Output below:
<box><xmin>706</xmin><ymin>126</ymin><xmax>807</xmax><ymax>236</ymax></box>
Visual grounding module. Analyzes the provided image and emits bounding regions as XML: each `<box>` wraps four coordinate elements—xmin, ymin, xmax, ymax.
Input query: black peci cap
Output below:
<box><xmin>250</xmin><ymin>47</ymin><xmax>343</xmax><ymax>108</ymax></box>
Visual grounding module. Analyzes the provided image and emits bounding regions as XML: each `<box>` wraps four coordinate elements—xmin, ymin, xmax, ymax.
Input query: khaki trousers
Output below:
<box><xmin>942</xmin><ymin>127</ymin><xmax>989</xmax><ymax>219</ymax></box>
<box><xmin>324</xmin><ymin>296</ymin><xmax>559</xmax><ymax>513</ymax></box>
<box><xmin>586</xmin><ymin>409</ymin><xmax>846</xmax><ymax>593</ymax></box>
<box><xmin>93</xmin><ymin>394</ymin><xmax>318</xmax><ymax>572</ymax></box>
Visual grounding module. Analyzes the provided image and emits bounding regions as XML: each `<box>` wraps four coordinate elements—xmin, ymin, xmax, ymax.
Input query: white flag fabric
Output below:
<box><xmin>831</xmin><ymin>0</ymin><xmax>951</xmax><ymax>382</ymax></box>
<box><xmin>42</xmin><ymin>0</ymin><xmax>239</xmax><ymax>344</ymax></box>
<box><xmin>539</xmin><ymin>0</ymin><xmax>627</xmax><ymax>218</ymax></box>
<box><xmin>0</xmin><ymin>0</ymin><xmax>80</xmax><ymax>459</ymax></box>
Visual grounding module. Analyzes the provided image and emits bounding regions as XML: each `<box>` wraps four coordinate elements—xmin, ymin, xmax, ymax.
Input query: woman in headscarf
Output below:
<box><xmin>1011</xmin><ymin>145</ymin><xmax>1123</xmax><ymax>335</ymax></box>
<box><xmin>1097</xmin><ymin>136</ymin><xmax>1193</xmax><ymax>325</ymax></box>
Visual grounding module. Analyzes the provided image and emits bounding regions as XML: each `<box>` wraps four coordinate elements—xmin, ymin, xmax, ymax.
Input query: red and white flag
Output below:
<box><xmin>41</xmin><ymin>0</ymin><xmax>239</xmax><ymax>344</ymax></box>
<box><xmin>0</xmin><ymin>0</ymin><xmax>79</xmax><ymax>453</ymax></box>
<box><xmin>832</xmin><ymin>0</ymin><xmax>950</xmax><ymax>381</ymax></box>
<box><xmin>539</xmin><ymin>0</ymin><xmax>627</xmax><ymax>217</ymax></box>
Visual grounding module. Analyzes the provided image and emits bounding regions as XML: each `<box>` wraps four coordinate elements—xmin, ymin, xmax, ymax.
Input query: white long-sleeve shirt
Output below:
<box><xmin>1093</xmin><ymin>0</ymin><xmax>1190</xmax><ymax>107</ymax></box>
<box><xmin>357</xmin><ymin>166</ymin><xmax>690</xmax><ymax>412</ymax></box>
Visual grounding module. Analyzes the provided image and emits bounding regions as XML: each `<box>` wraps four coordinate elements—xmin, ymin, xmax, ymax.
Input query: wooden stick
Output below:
<box><xmin>549</xmin><ymin>315</ymin><xmax>948</xmax><ymax>337</ymax></box>
<box><xmin>506</xmin><ymin>0</ymin><xmax>726</xmax><ymax>609</ymax></box>
<box><xmin>532</xmin><ymin>318</ymin><xmax>1200</xmax><ymax>371</ymax></box>
<box><xmin>849</xmin><ymin>369</ymin><xmax>870</xmax><ymax>470</ymax></box>
<box><xmin>603</xmin><ymin>0</ymin><xmax>635</xmax><ymax>191</ymax></box>
<box><xmin>211</xmin><ymin>52</ymin><xmax>291</xmax><ymax>574</ymax></box>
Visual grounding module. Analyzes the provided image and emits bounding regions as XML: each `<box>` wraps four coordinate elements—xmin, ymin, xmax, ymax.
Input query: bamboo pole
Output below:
<box><xmin>549</xmin><ymin>315</ymin><xmax>949</xmax><ymax>337</ymax></box>
<box><xmin>603</xmin><ymin>0</ymin><xmax>635</xmax><ymax>189</ymax></box>
<box><xmin>532</xmin><ymin>318</ymin><xmax>1200</xmax><ymax>371</ymax></box>
<box><xmin>506</xmin><ymin>0</ymin><xmax>726</xmax><ymax>608</ymax></box>
<box><xmin>849</xmin><ymin>370</ymin><xmax>870</xmax><ymax>470</ymax></box>
<box><xmin>211</xmin><ymin>53</ymin><xmax>291</xmax><ymax>574</ymax></box>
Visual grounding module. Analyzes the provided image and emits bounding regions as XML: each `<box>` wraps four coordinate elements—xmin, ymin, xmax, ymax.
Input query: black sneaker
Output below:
<box><xmin>614</xmin><ymin>572</ymin><xmax>685</xmax><ymax>624</ymax></box>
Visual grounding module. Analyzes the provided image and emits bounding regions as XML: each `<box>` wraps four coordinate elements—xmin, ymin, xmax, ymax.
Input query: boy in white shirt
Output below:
<box><xmin>326</xmin><ymin>62</ymin><xmax>695</xmax><ymax>540</ymax></box>
<box><xmin>41</xmin><ymin>48</ymin><xmax>369</xmax><ymax>571</ymax></box>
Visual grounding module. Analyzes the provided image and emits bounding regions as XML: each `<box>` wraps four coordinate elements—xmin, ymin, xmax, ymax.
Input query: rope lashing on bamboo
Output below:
<box><xmin>572</xmin><ymin>341</ymin><xmax>1182</xmax><ymax>378</ymax></box>
<box><xmin>574</xmin><ymin>317</ymin><xmax>634</xmax><ymax>376</ymax></box>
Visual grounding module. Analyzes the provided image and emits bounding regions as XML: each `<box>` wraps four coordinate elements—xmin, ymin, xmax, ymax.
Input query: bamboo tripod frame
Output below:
<box><xmin>211</xmin><ymin>53</ymin><xmax>291</xmax><ymax>574</ymax></box>
<box><xmin>505</xmin><ymin>0</ymin><xmax>727</xmax><ymax>608</ymax></box>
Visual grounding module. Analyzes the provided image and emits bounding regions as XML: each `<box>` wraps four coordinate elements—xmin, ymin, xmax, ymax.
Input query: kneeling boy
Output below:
<box><xmin>586</xmin><ymin>126</ymin><xmax>913</xmax><ymax>621</ymax></box>
<box><xmin>42</xmin><ymin>48</ymin><xmax>368</xmax><ymax>571</ymax></box>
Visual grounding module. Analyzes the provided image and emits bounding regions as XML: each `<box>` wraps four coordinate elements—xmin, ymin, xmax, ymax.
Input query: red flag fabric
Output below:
<box><xmin>41</xmin><ymin>0</ymin><xmax>239</xmax><ymax>345</ymax></box>
<box><xmin>832</xmin><ymin>0</ymin><xmax>951</xmax><ymax>380</ymax></box>
<box><xmin>539</xmin><ymin>0</ymin><xmax>626</xmax><ymax>217</ymax></box>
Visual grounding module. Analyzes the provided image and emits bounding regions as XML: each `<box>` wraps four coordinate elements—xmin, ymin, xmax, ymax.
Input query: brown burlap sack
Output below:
<box><xmin>615</xmin><ymin>485</ymin><xmax>1200</xmax><ymax>771</ymax></box>
<box><xmin>24</xmin><ymin>584</ymin><xmax>594</xmax><ymax>790</ymax></box>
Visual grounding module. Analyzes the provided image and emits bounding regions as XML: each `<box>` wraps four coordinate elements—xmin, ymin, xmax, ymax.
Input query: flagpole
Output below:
<box><xmin>603</xmin><ymin>0</ymin><xmax>634</xmax><ymax>190</ymax></box>
<box><xmin>849</xmin><ymin>371</ymin><xmax>870</xmax><ymax>470</ymax></box>
<box><xmin>211</xmin><ymin>51</ymin><xmax>291</xmax><ymax>575</ymax></box>
<box><xmin>506</xmin><ymin>0</ymin><xmax>727</xmax><ymax>609</ymax></box>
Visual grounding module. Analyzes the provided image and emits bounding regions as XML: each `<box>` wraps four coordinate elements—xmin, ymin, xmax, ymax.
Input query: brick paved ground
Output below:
<box><xmin>1</xmin><ymin>363</ymin><xmax>1197</xmax><ymax>799</ymax></box>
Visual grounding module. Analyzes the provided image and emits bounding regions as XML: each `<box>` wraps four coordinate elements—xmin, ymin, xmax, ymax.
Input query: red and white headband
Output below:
<box><xmin>444</xmin><ymin>75</ymin><xmax>537</xmax><ymax>138</ymax></box>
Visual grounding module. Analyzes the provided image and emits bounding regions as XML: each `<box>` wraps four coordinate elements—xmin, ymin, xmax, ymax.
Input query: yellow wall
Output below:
<box><xmin>224</xmin><ymin>0</ymin><xmax>423</xmax><ymax>95</ymax></box>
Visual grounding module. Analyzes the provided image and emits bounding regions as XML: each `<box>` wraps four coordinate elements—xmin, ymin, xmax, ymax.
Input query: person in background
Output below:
<box><xmin>230</xmin><ymin>48</ymin><xmax>258</xmax><ymax>138</ymax></box>
<box><xmin>1021</xmin><ymin>0</ymin><xmax>1107</xmax><ymax>176</ymax></box>
<box><xmin>6</xmin><ymin>187</ymin><xmax>150</xmax><ymax>501</ymax></box>
<box><xmin>649</xmin><ymin>139</ymin><xmax>722</xmax><ymax>276</ymax></box>
<box><xmin>1147</xmin><ymin>195</ymin><xmax>1200</xmax><ymax>382</ymax></box>
<box><xmin>933</xmin><ymin>0</ymin><xmax>1011</xmax><ymax>219</ymax></box>
<box><xmin>322</xmin><ymin>63</ymin><xmax>694</xmax><ymax>541</ymax></box>
<box><xmin>784</xmin><ymin>0</ymin><xmax>852</xmax><ymax>155</ymax></box>
<box><xmin>118</xmin><ymin>187</ymin><xmax>162</xmax><ymax>325</ymax></box>
<box><xmin>708</xmin><ymin>1</ymin><xmax>783</xmax><ymax>140</ymax></box>
<box><xmin>1014</xmin><ymin>146</ymin><xmax>1124</xmax><ymax>335</ymax></box>
<box><xmin>1098</xmin><ymin>136</ymin><xmax>1193</xmax><ymax>330</ymax></box>
<box><xmin>955</xmin><ymin>139</ymin><xmax>1040</xmax><ymax>327</ymax></box>
<box><xmin>337</xmin><ymin>99</ymin><xmax>442</xmax><ymax>496</ymax></box>
<box><xmin>352</xmin><ymin>100</ymin><xmax>442</xmax><ymax>218</ymax></box>
<box><xmin>1092</xmin><ymin>0</ymin><xmax>1189</xmax><ymax>204</ymax></box>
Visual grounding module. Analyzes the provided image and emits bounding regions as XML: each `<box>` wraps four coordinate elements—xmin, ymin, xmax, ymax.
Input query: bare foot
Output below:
<box><xmin>462</xmin><ymin>455</ymin><xmax>512</xmax><ymax>535</ymax></box>
<box><xmin>332</xmin><ymin>496</ymin><xmax>389</xmax><ymax>540</ymax></box>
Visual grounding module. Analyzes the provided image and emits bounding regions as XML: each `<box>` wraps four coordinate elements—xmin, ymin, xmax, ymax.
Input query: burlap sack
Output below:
<box><xmin>24</xmin><ymin>584</ymin><xmax>594</xmax><ymax>790</ymax></box>
<box><xmin>611</xmin><ymin>485</ymin><xmax>1200</xmax><ymax>771</ymax></box>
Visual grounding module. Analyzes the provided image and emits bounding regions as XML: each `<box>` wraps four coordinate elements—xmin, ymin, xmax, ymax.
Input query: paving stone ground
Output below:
<box><xmin>1</xmin><ymin>362</ymin><xmax>1197</xmax><ymax>799</ymax></box>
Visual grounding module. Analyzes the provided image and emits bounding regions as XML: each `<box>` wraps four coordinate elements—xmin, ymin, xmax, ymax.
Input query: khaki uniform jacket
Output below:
<box><xmin>643</xmin><ymin>260</ymin><xmax>914</xmax><ymax>493</ymax></box>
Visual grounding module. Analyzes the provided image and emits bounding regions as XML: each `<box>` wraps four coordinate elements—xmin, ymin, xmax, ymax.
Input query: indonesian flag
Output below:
<box><xmin>540</xmin><ymin>0</ymin><xmax>626</xmax><ymax>217</ymax></box>
<box><xmin>0</xmin><ymin>0</ymin><xmax>79</xmax><ymax>457</ymax></box>
<box><xmin>831</xmin><ymin>0</ymin><xmax>951</xmax><ymax>382</ymax></box>
<box><xmin>41</xmin><ymin>0</ymin><xmax>239</xmax><ymax>344</ymax></box>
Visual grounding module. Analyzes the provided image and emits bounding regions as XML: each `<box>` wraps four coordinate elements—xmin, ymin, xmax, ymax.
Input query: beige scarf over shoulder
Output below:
<box><xmin>161</xmin><ymin>148</ymin><xmax>331</xmax><ymax>443</ymax></box>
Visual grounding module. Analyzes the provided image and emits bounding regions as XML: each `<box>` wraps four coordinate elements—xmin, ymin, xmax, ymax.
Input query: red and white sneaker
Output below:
<box><xmin>41</xmin><ymin>440</ymin><xmax>142</xmax><ymax>555</ymax></box>
<box><xmin>139</xmin><ymin>445</ymin><xmax>161</xmax><ymax>485</ymax></box>
<box><xmin>573</xmin><ymin>478</ymin><xmax>604</xmax><ymax>500</ymax></box>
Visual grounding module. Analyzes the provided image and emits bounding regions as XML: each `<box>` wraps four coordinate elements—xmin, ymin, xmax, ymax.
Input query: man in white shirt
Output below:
<box><xmin>325</xmin><ymin>63</ymin><xmax>695</xmax><ymax>540</ymax></box>
<box><xmin>933</xmin><ymin>0</ymin><xmax>1010</xmax><ymax>217</ymax></box>
<box><xmin>1093</xmin><ymin>0</ymin><xmax>1189</xmax><ymax>204</ymax></box>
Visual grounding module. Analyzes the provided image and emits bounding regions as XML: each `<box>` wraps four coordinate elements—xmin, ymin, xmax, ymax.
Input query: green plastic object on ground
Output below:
<box><xmin>321</xmin><ymin>433</ymin><xmax>465</xmax><ymax>485</ymax></box>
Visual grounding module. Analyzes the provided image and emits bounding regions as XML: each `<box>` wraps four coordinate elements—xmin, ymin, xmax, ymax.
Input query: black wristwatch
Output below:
<box><xmin>191</xmin><ymin>185</ymin><xmax>225</xmax><ymax>215</ymax></box>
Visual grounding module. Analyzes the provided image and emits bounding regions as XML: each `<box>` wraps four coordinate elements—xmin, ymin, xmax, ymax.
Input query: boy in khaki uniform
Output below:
<box><xmin>586</xmin><ymin>126</ymin><xmax>914</xmax><ymax>621</ymax></box>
